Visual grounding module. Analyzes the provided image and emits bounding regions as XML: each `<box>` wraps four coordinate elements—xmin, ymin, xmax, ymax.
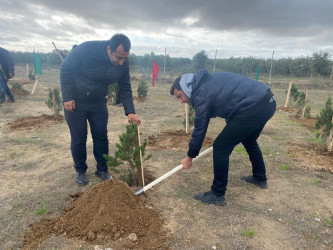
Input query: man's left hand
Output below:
<box><xmin>181</xmin><ymin>156</ymin><xmax>193</xmax><ymax>169</ymax></box>
<box><xmin>128</xmin><ymin>113</ymin><xmax>141</xmax><ymax>126</ymax></box>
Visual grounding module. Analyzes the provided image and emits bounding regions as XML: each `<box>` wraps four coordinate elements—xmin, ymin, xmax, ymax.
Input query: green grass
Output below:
<box><xmin>35</xmin><ymin>207</ymin><xmax>47</xmax><ymax>215</ymax></box>
<box><xmin>311</xmin><ymin>179</ymin><xmax>319</xmax><ymax>184</ymax></box>
<box><xmin>278</xmin><ymin>164</ymin><xmax>290</xmax><ymax>170</ymax></box>
<box><xmin>234</xmin><ymin>146</ymin><xmax>248</xmax><ymax>156</ymax></box>
<box><xmin>241</xmin><ymin>230</ymin><xmax>255</xmax><ymax>237</ymax></box>
<box><xmin>324</xmin><ymin>218</ymin><xmax>333</xmax><ymax>226</ymax></box>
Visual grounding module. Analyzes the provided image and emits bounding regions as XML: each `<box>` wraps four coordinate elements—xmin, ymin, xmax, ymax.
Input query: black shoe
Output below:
<box><xmin>8</xmin><ymin>96</ymin><xmax>15</xmax><ymax>103</ymax></box>
<box><xmin>194</xmin><ymin>190</ymin><xmax>226</xmax><ymax>206</ymax></box>
<box><xmin>95</xmin><ymin>171</ymin><xmax>112</xmax><ymax>181</ymax></box>
<box><xmin>75</xmin><ymin>171</ymin><xmax>88</xmax><ymax>186</ymax></box>
<box><xmin>242</xmin><ymin>175</ymin><xmax>268</xmax><ymax>189</ymax></box>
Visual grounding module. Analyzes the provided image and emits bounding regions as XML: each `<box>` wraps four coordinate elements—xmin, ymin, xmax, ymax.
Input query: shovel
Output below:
<box><xmin>135</xmin><ymin>147</ymin><xmax>213</xmax><ymax>195</ymax></box>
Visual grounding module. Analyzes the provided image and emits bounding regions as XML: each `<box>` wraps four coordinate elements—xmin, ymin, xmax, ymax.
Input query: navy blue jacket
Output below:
<box><xmin>0</xmin><ymin>47</ymin><xmax>15</xmax><ymax>80</ymax></box>
<box><xmin>188</xmin><ymin>69</ymin><xmax>271</xmax><ymax>158</ymax></box>
<box><xmin>60</xmin><ymin>41</ymin><xmax>135</xmax><ymax>114</ymax></box>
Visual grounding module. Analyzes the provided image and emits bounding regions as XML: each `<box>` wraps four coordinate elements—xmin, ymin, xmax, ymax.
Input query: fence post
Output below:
<box><xmin>284</xmin><ymin>82</ymin><xmax>292</xmax><ymax>108</ymax></box>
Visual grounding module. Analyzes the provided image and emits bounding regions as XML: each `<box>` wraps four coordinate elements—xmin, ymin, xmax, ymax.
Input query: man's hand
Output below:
<box><xmin>64</xmin><ymin>100</ymin><xmax>75</xmax><ymax>112</ymax></box>
<box><xmin>128</xmin><ymin>113</ymin><xmax>141</xmax><ymax>125</ymax></box>
<box><xmin>9</xmin><ymin>73</ymin><xmax>14</xmax><ymax>78</ymax></box>
<box><xmin>181</xmin><ymin>156</ymin><xmax>193</xmax><ymax>169</ymax></box>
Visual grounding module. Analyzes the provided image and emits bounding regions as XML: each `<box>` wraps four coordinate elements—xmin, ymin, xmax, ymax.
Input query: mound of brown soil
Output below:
<box><xmin>22</xmin><ymin>180</ymin><xmax>169</xmax><ymax>249</ymax></box>
<box><xmin>8</xmin><ymin>114</ymin><xmax>64</xmax><ymax>131</ymax></box>
<box><xmin>288</xmin><ymin>143</ymin><xmax>333</xmax><ymax>173</ymax></box>
<box><xmin>10</xmin><ymin>88</ymin><xmax>29</xmax><ymax>97</ymax></box>
<box><xmin>147</xmin><ymin>130</ymin><xmax>214</xmax><ymax>151</ymax></box>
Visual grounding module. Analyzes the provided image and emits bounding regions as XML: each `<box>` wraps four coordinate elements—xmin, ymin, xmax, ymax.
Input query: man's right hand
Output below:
<box><xmin>64</xmin><ymin>100</ymin><xmax>75</xmax><ymax>112</ymax></box>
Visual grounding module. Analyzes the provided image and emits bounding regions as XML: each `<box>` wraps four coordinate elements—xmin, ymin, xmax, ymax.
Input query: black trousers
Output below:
<box><xmin>64</xmin><ymin>103</ymin><xmax>109</xmax><ymax>173</ymax></box>
<box><xmin>0</xmin><ymin>72</ymin><xmax>14</xmax><ymax>103</ymax></box>
<box><xmin>211</xmin><ymin>100</ymin><xmax>276</xmax><ymax>196</ymax></box>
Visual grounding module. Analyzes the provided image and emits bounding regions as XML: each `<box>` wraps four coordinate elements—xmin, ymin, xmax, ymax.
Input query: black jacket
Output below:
<box><xmin>60</xmin><ymin>41</ymin><xmax>135</xmax><ymax>114</ymax></box>
<box><xmin>0</xmin><ymin>47</ymin><xmax>15</xmax><ymax>80</ymax></box>
<box><xmin>188</xmin><ymin>69</ymin><xmax>271</xmax><ymax>158</ymax></box>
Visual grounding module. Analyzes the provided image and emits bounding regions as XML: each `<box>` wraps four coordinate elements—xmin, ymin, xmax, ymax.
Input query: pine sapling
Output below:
<box><xmin>315</xmin><ymin>96</ymin><xmax>333</xmax><ymax>140</ymax></box>
<box><xmin>45</xmin><ymin>88</ymin><xmax>62</xmax><ymax>116</ymax></box>
<box><xmin>104</xmin><ymin>124</ymin><xmax>151</xmax><ymax>186</ymax></box>
<box><xmin>137</xmin><ymin>79</ymin><xmax>148</xmax><ymax>99</ymax></box>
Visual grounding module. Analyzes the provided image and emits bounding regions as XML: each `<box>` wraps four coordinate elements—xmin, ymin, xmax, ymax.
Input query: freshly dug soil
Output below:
<box><xmin>22</xmin><ymin>180</ymin><xmax>169</xmax><ymax>249</ymax></box>
<box><xmin>8</xmin><ymin>114</ymin><xmax>64</xmax><ymax>131</ymax></box>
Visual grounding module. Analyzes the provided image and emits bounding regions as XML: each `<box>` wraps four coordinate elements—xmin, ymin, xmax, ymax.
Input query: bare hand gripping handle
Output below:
<box><xmin>135</xmin><ymin>147</ymin><xmax>213</xmax><ymax>195</ymax></box>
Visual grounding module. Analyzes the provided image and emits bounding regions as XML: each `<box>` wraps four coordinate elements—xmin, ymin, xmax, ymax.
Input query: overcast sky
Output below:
<box><xmin>1</xmin><ymin>0</ymin><xmax>333</xmax><ymax>59</ymax></box>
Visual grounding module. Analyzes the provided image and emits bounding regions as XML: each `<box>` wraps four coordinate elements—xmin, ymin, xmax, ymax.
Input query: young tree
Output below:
<box><xmin>45</xmin><ymin>88</ymin><xmax>62</xmax><ymax>116</ymax></box>
<box><xmin>104</xmin><ymin>124</ymin><xmax>151</xmax><ymax>186</ymax></box>
<box><xmin>193</xmin><ymin>50</ymin><xmax>208</xmax><ymax>71</ymax></box>
<box><xmin>316</xmin><ymin>96</ymin><xmax>333</xmax><ymax>139</ymax></box>
<box><xmin>312</xmin><ymin>51</ymin><xmax>331</xmax><ymax>76</ymax></box>
<box><xmin>137</xmin><ymin>79</ymin><xmax>148</xmax><ymax>99</ymax></box>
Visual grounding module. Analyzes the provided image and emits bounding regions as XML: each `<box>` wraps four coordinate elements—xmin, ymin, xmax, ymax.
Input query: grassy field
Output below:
<box><xmin>0</xmin><ymin>65</ymin><xmax>332</xmax><ymax>249</ymax></box>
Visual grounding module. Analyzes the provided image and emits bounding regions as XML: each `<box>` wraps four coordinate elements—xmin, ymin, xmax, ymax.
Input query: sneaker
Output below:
<box><xmin>75</xmin><ymin>171</ymin><xmax>88</xmax><ymax>186</ymax></box>
<box><xmin>241</xmin><ymin>175</ymin><xmax>268</xmax><ymax>189</ymax></box>
<box><xmin>8</xmin><ymin>96</ymin><xmax>15</xmax><ymax>103</ymax></box>
<box><xmin>194</xmin><ymin>190</ymin><xmax>226</xmax><ymax>206</ymax></box>
<box><xmin>95</xmin><ymin>171</ymin><xmax>112</xmax><ymax>181</ymax></box>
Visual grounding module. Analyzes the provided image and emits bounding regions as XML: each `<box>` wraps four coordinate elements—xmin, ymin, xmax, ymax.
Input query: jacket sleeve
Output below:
<box><xmin>118</xmin><ymin>61</ymin><xmax>136</xmax><ymax>115</ymax></box>
<box><xmin>187</xmin><ymin>99</ymin><xmax>211</xmax><ymax>158</ymax></box>
<box><xmin>60</xmin><ymin>46</ymin><xmax>84</xmax><ymax>102</ymax></box>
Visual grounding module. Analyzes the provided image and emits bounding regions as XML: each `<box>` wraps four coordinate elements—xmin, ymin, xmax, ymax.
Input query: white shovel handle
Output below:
<box><xmin>135</xmin><ymin>147</ymin><xmax>213</xmax><ymax>195</ymax></box>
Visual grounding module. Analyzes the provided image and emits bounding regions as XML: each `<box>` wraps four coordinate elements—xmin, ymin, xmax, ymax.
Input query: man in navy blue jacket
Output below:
<box><xmin>0</xmin><ymin>47</ymin><xmax>15</xmax><ymax>104</ymax></box>
<box><xmin>170</xmin><ymin>69</ymin><xmax>276</xmax><ymax>206</ymax></box>
<box><xmin>60</xmin><ymin>34</ymin><xmax>141</xmax><ymax>186</ymax></box>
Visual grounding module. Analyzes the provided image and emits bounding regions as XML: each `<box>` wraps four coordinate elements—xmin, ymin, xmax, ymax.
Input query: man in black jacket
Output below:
<box><xmin>60</xmin><ymin>34</ymin><xmax>141</xmax><ymax>186</ymax></box>
<box><xmin>170</xmin><ymin>69</ymin><xmax>276</xmax><ymax>206</ymax></box>
<box><xmin>0</xmin><ymin>47</ymin><xmax>15</xmax><ymax>104</ymax></box>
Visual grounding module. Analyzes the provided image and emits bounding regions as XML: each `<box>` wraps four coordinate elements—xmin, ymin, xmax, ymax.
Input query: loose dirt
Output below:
<box><xmin>8</xmin><ymin>114</ymin><xmax>64</xmax><ymax>131</ymax></box>
<box><xmin>22</xmin><ymin>180</ymin><xmax>169</xmax><ymax>249</ymax></box>
<box><xmin>147</xmin><ymin>130</ymin><xmax>214</xmax><ymax>150</ymax></box>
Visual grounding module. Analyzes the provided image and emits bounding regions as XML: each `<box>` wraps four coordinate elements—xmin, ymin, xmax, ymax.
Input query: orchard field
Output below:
<box><xmin>0</xmin><ymin>65</ymin><xmax>332</xmax><ymax>249</ymax></box>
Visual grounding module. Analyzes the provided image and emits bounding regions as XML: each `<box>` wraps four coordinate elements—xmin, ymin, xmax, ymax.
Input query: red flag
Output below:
<box><xmin>152</xmin><ymin>60</ymin><xmax>159</xmax><ymax>86</ymax></box>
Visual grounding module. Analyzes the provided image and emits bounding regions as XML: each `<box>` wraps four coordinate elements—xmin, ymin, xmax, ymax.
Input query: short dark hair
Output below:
<box><xmin>109</xmin><ymin>33</ymin><xmax>131</xmax><ymax>53</ymax></box>
<box><xmin>170</xmin><ymin>76</ymin><xmax>181</xmax><ymax>95</ymax></box>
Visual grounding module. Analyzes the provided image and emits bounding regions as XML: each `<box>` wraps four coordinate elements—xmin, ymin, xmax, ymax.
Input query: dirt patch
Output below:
<box><xmin>288</xmin><ymin>143</ymin><xmax>333</xmax><ymax>173</ymax></box>
<box><xmin>10</xmin><ymin>88</ymin><xmax>29</xmax><ymax>97</ymax></box>
<box><xmin>147</xmin><ymin>130</ymin><xmax>214</xmax><ymax>150</ymax></box>
<box><xmin>277</xmin><ymin>106</ymin><xmax>317</xmax><ymax>130</ymax></box>
<box><xmin>9</xmin><ymin>78</ymin><xmax>31</xmax><ymax>85</ymax></box>
<box><xmin>22</xmin><ymin>179</ymin><xmax>169</xmax><ymax>249</ymax></box>
<box><xmin>276</xmin><ymin>106</ymin><xmax>298</xmax><ymax>113</ymax></box>
<box><xmin>133</xmin><ymin>96</ymin><xmax>147</xmax><ymax>102</ymax></box>
<box><xmin>8</xmin><ymin>114</ymin><xmax>64</xmax><ymax>131</ymax></box>
<box><xmin>290</xmin><ymin>116</ymin><xmax>317</xmax><ymax>130</ymax></box>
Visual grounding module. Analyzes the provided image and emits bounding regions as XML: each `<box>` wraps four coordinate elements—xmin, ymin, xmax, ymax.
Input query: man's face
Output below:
<box><xmin>174</xmin><ymin>89</ymin><xmax>190</xmax><ymax>104</ymax></box>
<box><xmin>107</xmin><ymin>44</ymin><xmax>130</xmax><ymax>66</ymax></box>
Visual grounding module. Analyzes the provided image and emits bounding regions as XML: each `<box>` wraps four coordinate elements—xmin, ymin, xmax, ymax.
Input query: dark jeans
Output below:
<box><xmin>211</xmin><ymin>100</ymin><xmax>276</xmax><ymax>196</ymax></box>
<box><xmin>64</xmin><ymin>103</ymin><xmax>109</xmax><ymax>173</ymax></box>
<box><xmin>0</xmin><ymin>72</ymin><xmax>14</xmax><ymax>103</ymax></box>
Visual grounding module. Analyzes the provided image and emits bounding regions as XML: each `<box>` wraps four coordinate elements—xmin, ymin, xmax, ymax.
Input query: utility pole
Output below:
<box><xmin>213</xmin><ymin>49</ymin><xmax>217</xmax><ymax>73</ymax></box>
<box><xmin>268</xmin><ymin>50</ymin><xmax>274</xmax><ymax>85</ymax></box>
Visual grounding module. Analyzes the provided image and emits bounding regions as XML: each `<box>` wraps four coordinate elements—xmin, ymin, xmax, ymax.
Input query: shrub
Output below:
<box><xmin>104</xmin><ymin>124</ymin><xmax>151</xmax><ymax>186</ymax></box>
<box><xmin>9</xmin><ymin>82</ymin><xmax>29</xmax><ymax>95</ymax></box>
<box><xmin>315</xmin><ymin>96</ymin><xmax>333</xmax><ymax>139</ymax></box>
<box><xmin>45</xmin><ymin>88</ymin><xmax>62</xmax><ymax>116</ymax></box>
<box><xmin>137</xmin><ymin>79</ymin><xmax>148</xmax><ymax>99</ymax></box>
